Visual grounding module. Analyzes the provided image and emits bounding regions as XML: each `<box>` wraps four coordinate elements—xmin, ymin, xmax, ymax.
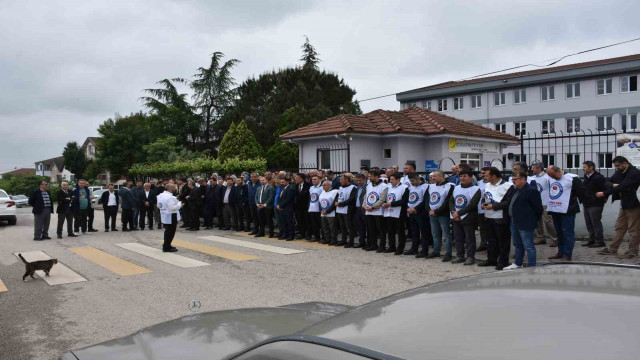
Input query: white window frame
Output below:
<box><xmin>493</xmin><ymin>92</ymin><xmax>506</xmax><ymax>106</ymax></box>
<box><xmin>621</xmin><ymin>75</ymin><xmax>638</xmax><ymax>93</ymax></box>
<box><xmin>494</xmin><ymin>123</ymin><xmax>506</xmax><ymax>133</ymax></box>
<box><xmin>566</xmin><ymin>153</ymin><xmax>580</xmax><ymax>169</ymax></box>
<box><xmin>621</xmin><ymin>113</ymin><xmax>638</xmax><ymax>131</ymax></box>
<box><xmin>459</xmin><ymin>153</ymin><xmax>481</xmax><ymax>170</ymax></box>
<box><xmin>566</xmin><ymin>118</ymin><xmax>580</xmax><ymax>134</ymax></box>
<box><xmin>421</xmin><ymin>100</ymin><xmax>431</xmax><ymax>110</ymax></box>
<box><xmin>383</xmin><ymin>148</ymin><xmax>392</xmax><ymax>159</ymax></box>
<box><xmin>541</xmin><ymin>85</ymin><xmax>555</xmax><ymax>101</ymax></box>
<box><xmin>471</xmin><ymin>95</ymin><xmax>482</xmax><ymax>109</ymax></box>
<box><xmin>597</xmin><ymin>115</ymin><xmax>613</xmax><ymax>132</ymax></box>
<box><xmin>514</xmin><ymin>89</ymin><xmax>526</xmax><ymax>104</ymax></box>
<box><xmin>453</xmin><ymin>97</ymin><xmax>464</xmax><ymax>110</ymax></box>
<box><xmin>542</xmin><ymin>154</ymin><xmax>556</xmax><ymax>167</ymax></box>
<box><xmin>597</xmin><ymin>78</ymin><xmax>613</xmax><ymax>96</ymax></box>
<box><xmin>514</xmin><ymin>122</ymin><xmax>526</xmax><ymax>136</ymax></box>
<box><xmin>598</xmin><ymin>153</ymin><xmax>613</xmax><ymax>169</ymax></box>
<box><xmin>541</xmin><ymin>119</ymin><xmax>555</xmax><ymax>135</ymax></box>
<box><xmin>437</xmin><ymin>99</ymin><xmax>448</xmax><ymax>112</ymax></box>
<box><xmin>566</xmin><ymin>82</ymin><xmax>580</xmax><ymax>99</ymax></box>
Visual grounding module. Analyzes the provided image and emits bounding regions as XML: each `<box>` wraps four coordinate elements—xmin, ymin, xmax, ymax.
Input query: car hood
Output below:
<box><xmin>61</xmin><ymin>302</ymin><xmax>352</xmax><ymax>360</ymax></box>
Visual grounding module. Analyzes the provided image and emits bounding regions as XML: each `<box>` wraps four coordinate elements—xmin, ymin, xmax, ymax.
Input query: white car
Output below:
<box><xmin>10</xmin><ymin>194</ymin><xmax>29</xmax><ymax>207</ymax></box>
<box><xmin>0</xmin><ymin>189</ymin><xmax>17</xmax><ymax>225</ymax></box>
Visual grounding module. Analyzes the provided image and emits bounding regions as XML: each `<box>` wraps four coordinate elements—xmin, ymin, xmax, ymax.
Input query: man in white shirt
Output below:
<box><xmin>157</xmin><ymin>183</ymin><xmax>183</xmax><ymax>252</ymax></box>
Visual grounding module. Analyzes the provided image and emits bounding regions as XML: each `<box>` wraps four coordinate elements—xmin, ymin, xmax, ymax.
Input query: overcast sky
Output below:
<box><xmin>2</xmin><ymin>0</ymin><xmax>640</xmax><ymax>172</ymax></box>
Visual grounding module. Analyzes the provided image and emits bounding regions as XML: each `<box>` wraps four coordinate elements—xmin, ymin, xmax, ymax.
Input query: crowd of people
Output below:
<box><xmin>29</xmin><ymin>156</ymin><xmax>640</xmax><ymax>266</ymax></box>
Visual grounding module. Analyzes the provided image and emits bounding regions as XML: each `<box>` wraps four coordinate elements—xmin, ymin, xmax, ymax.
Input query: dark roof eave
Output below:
<box><xmin>281</xmin><ymin>130</ymin><xmax>519</xmax><ymax>143</ymax></box>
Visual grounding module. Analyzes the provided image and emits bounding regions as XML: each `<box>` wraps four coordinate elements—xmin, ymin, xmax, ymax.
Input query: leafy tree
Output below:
<box><xmin>0</xmin><ymin>174</ymin><xmax>52</xmax><ymax>197</ymax></box>
<box><xmin>83</xmin><ymin>160</ymin><xmax>100</xmax><ymax>182</ymax></box>
<box><xmin>188</xmin><ymin>52</ymin><xmax>240</xmax><ymax>149</ymax></box>
<box><xmin>62</xmin><ymin>141</ymin><xmax>86</xmax><ymax>178</ymax></box>
<box><xmin>217</xmin><ymin>120</ymin><xmax>263</xmax><ymax>162</ymax></box>
<box><xmin>300</xmin><ymin>36</ymin><xmax>320</xmax><ymax>70</ymax></box>
<box><xmin>143</xmin><ymin>136</ymin><xmax>181</xmax><ymax>163</ymax></box>
<box><xmin>96</xmin><ymin>112</ymin><xmax>150</xmax><ymax>179</ymax></box>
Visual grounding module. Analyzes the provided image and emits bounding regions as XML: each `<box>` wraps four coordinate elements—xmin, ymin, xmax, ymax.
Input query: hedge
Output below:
<box><xmin>128</xmin><ymin>157</ymin><xmax>267</xmax><ymax>178</ymax></box>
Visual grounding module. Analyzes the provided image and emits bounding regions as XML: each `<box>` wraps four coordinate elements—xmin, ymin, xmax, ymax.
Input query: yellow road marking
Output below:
<box><xmin>169</xmin><ymin>239</ymin><xmax>261</xmax><ymax>261</ymax></box>
<box><xmin>232</xmin><ymin>232</ymin><xmax>335</xmax><ymax>249</ymax></box>
<box><xmin>69</xmin><ymin>246</ymin><xmax>151</xmax><ymax>276</ymax></box>
<box><xmin>0</xmin><ymin>278</ymin><xmax>7</xmax><ymax>293</ymax></box>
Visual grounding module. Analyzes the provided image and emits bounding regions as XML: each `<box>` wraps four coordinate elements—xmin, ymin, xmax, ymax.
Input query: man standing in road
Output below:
<box><xmin>119</xmin><ymin>181</ymin><xmax>134</xmax><ymax>232</ymax></box>
<box><xmin>56</xmin><ymin>181</ymin><xmax>77</xmax><ymax>239</ymax></box>
<box><xmin>157</xmin><ymin>183</ymin><xmax>182</xmax><ymax>252</ymax></box>
<box><xmin>72</xmin><ymin>179</ymin><xmax>92</xmax><ymax>235</ymax></box>
<box><xmin>478</xmin><ymin>167</ymin><xmax>514</xmax><ymax>270</ymax></box>
<box><xmin>101</xmin><ymin>184</ymin><xmax>119</xmax><ymax>232</ymax></box>
<box><xmin>581</xmin><ymin>161</ymin><xmax>607</xmax><ymax>248</ymax></box>
<box><xmin>449</xmin><ymin>169</ymin><xmax>481</xmax><ymax>266</ymax></box>
<box><xmin>530</xmin><ymin>162</ymin><xmax>557</xmax><ymax>246</ymax></box>
<box><xmin>139</xmin><ymin>182</ymin><xmax>156</xmax><ymax>231</ymax></box>
<box><xmin>247</xmin><ymin>173</ymin><xmax>261</xmax><ymax>234</ymax></box>
<box><xmin>428</xmin><ymin>170</ymin><xmax>454</xmax><ymax>261</ymax></box>
<box><xmin>255</xmin><ymin>176</ymin><xmax>275</xmax><ymax>238</ymax></box>
<box><xmin>546</xmin><ymin>166</ymin><xmax>585</xmax><ymax>261</ymax></box>
<box><xmin>131</xmin><ymin>180</ymin><xmax>144</xmax><ymax>230</ymax></box>
<box><xmin>307</xmin><ymin>174</ymin><xmax>323</xmax><ymax>242</ymax></box>
<box><xmin>335</xmin><ymin>173</ymin><xmax>357</xmax><ymax>247</ymax></box>
<box><xmin>294</xmin><ymin>173</ymin><xmax>310</xmax><ymax>239</ymax></box>
<box><xmin>29</xmin><ymin>180</ymin><xmax>53</xmax><ymax>240</ymax></box>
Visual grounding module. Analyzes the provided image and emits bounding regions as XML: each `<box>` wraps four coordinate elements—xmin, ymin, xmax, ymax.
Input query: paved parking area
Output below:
<box><xmin>0</xmin><ymin>207</ymin><xmax>637</xmax><ymax>359</ymax></box>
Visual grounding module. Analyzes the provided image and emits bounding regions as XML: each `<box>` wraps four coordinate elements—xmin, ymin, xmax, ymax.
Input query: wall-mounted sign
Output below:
<box><xmin>617</xmin><ymin>133</ymin><xmax>640</xmax><ymax>165</ymax></box>
<box><xmin>448</xmin><ymin>139</ymin><xmax>500</xmax><ymax>154</ymax></box>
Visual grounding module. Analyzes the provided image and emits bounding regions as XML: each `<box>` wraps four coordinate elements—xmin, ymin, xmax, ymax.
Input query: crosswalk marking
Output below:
<box><xmin>69</xmin><ymin>246</ymin><xmax>151</xmax><ymax>276</ymax></box>
<box><xmin>199</xmin><ymin>235</ymin><xmax>305</xmax><ymax>255</ymax></box>
<box><xmin>169</xmin><ymin>239</ymin><xmax>261</xmax><ymax>261</ymax></box>
<box><xmin>14</xmin><ymin>251</ymin><xmax>87</xmax><ymax>285</ymax></box>
<box><xmin>232</xmin><ymin>232</ymin><xmax>335</xmax><ymax>249</ymax></box>
<box><xmin>115</xmin><ymin>243</ymin><xmax>210</xmax><ymax>268</ymax></box>
<box><xmin>0</xmin><ymin>278</ymin><xmax>7</xmax><ymax>293</ymax></box>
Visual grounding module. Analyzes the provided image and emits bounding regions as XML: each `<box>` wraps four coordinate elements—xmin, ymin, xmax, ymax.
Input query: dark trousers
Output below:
<box><xmin>386</xmin><ymin>216</ymin><xmax>406</xmax><ymax>252</ymax></box>
<box><xmin>216</xmin><ymin>204</ymin><xmax>225</xmax><ymax>228</ymax></box>
<box><xmin>583</xmin><ymin>206</ymin><xmax>604</xmax><ymax>245</ymax></box>
<box><xmin>249</xmin><ymin>204</ymin><xmax>259</xmax><ymax>232</ymax></box>
<box><xmin>337</xmin><ymin>212</ymin><xmax>355</xmax><ymax>244</ymax></box>
<box><xmin>354</xmin><ymin>207</ymin><xmax>367</xmax><ymax>246</ymax></box>
<box><xmin>486</xmin><ymin>218</ymin><xmax>511</xmax><ymax>266</ymax></box>
<box><xmin>257</xmin><ymin>207</ymin><xmax>274</xmax><ymax>236</ymax></box>
<box><xmin>88</xmin><ymin>207</ymin><xmax>95</xmax><ymax>230</ymax></box>
<box><xmin>74</xmin><ymin>209</ymin><xmax>88</xmax><ymax>233</ymax></box>
<box><xmin>409</xmin><ymin>212</ymin><xmax>431</xmax><ymax>254</ymax></box>
<box><xmin>104</xmin><ymin>206</ymin><xmax>118</xmax><ymax>230</ymax></box>
<box><xmin>56</xmin><ymin>209</ymin><xmax>74</xmax><ymax>236</ymax></box>
<box><xmin>163</xmin><ymin>213</ymin><xmax>177</xmax><ymax>250</ymax></box>
<box><xmin>478</xmin><ymin>214</ymin><xmax>490</xmax><ymax>248</ymax></box>
<box><xmin>280</xmin><ymin>208</ymin><xmax>295</xmax><ymax>239</ymax></box>
<box><xmin>308</xmin><ymin>211</ymin><xmax>321</xmax><ymax>240</ymax></box>
<box><xmin>235</xmin><ymin>204</ymin><xmax>250</xmax><ymax>231</ymax></box>
<box><xmin>365</xmin><ymin>215</ymin><xmax>385</xmax><ymax>250</ymax></box>
<box><xmin>121</xmin><ymin>208</ymin><xmax>134</xmax><ymax>230</ymax></box>
<box><xmin>222</xmin><ymin>204</ymin><xmax>235</xmax><ymax>230</ymax></box>
<box><xmin>133</xmin><ymin>207</ymin><xmax>140</xmax><ymax>229</ymax></box>
<box><xmin>204</xmin><ymin>204</ymin><xmax>215</xmax><ymax>227</ymax></box>
<box><xmin>453</xmin><ymin>221</ymin><xmax>476</xmax><ymax>259</ymax></box>
<box><xmin>295</xmin><ymin>206</ymin><xmax>307</xmax><ymax>237</ymax></box>
<box><xmin>189</xmin><ymin>203</ymin><xmax>201</xmax><ymax>229</ymax></box>
<box><xmin>139</xmin><ymin>205</ymin><xmax>154</xmax><ymax>229</ymax></box>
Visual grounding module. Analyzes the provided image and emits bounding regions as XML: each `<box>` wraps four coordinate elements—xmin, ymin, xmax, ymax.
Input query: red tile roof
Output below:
<box><xmin>279</xmin><ymin>107</ymin><xmax>518</xmax><ymax>142</ymax></box>
<box><xmin>401</xmin><ymin>53</ymin><xmax>640</xmax><ymax>94</ymax></box>
<box><xmin>0</xmin><ymin>168</ymin><xmax>35</xmax><ymax>176</ymax></box>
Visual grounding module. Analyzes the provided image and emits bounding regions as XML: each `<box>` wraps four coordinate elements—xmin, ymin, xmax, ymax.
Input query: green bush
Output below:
<box><xmin>128</xmin><ymin>157</ymin><xmax>266</xmax><ymax>178</ymax></box>
<box><xmin>0</xmin><ymin>174</ymin><xmax>51</xmax><ymax>197</ymax></box>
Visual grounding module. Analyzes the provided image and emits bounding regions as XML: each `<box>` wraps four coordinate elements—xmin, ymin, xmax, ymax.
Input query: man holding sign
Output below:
<box><xmin>546</xmin><ymin>166</ymin><xmax>585</xmax><ymax>261</ymax></box>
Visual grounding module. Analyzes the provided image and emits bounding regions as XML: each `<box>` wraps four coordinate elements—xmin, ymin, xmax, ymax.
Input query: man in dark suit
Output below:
<box><xmin>235</xmin><ymin>177</ymin><xmax>250</xmax><ymax>231</ymax></box>
<box><xmin>247</xmin><ymin>173</ymin><xmax>261</xmax><ymax>234</ymax></box>
<box><xmin>353</xmin><ymin>174</ymin><xmax>367</xmax><ymax>248</ymax></box>
<box><xmin>581</xmin><ymin>161</ymin><xmax>607</xmax><ymax>248</ymax></box>
<box><xmin>221</xmin><ymin>177</ymin><xmax>237</xmax><ymax>230</ymax></box>
<box><xmin>204</xmin><ymin>177</ymin><xmax>217</xmax><ymax>229</ymax></box>
<box><xmin>119</xmin><ymin>181</ymin><xmax>135</xmax><ymax>231</ymax></box>
<box><xmin>277</xmin><ymin>176</ymin><xmax>295</xmax><ymax>240</ymax></box>
<box><xmin>327</xmin><ymin>171</ymin><xmax>340</xmax><ymax>190</ymax></box>
<box><xmin>506</xmin><ymin>171</ymin><xmax>543</xmax><ymax>269</ymax></box>
<box><xmin>178</xmin><ymin>178</ymin><xmax>191</xmax><ymax>228</ymax></box>
<box><xmin>100</xmin><ymin>184</ymin><xmax>119</xmax><ymax>232</ymax></box>
<box><xmin>56</xmin><ymin>181</ymin><xmax>78</xmax><ymax>239</ymax></box>
<box><xmin>138</xmin><ymin>182</ymin><xmax>156</xmax><ymax>230</ymax></box>
<box><xmin>215</xmin><ymin>178</ymin><xmax>227</xmax><ymax>229</ymax></box>
<box><xmin>29</xmin><ymin>180</ymin><xmax>54</xmax><ymax>240</ymax></box>
<box><xmin>293</xmin><ymin>173</ymin><xmax>310</xmax><ymax>239</ymax></box>
<box><xmin>153</xmin><ymin>180</ymin><xmax>166</xmax><ymax>229</ymax></box>
<box><xmin>255</xmin><ymin>176</ymin><xmax>275</xmax><ymax>238</ymax></box>
<box><xmin>72</xmin><ymin>180</ymin><xmax>92</xmax><ymax>235</ymax></box>
<box><xmin>130</xmin><ymin>181</ymin><xmax>144</xmax><ymax>230</ymax></box>
<box><xmin>186</xmin><ymin>180</ymin><xmax>202</xmax><ymax>231</ymax></box>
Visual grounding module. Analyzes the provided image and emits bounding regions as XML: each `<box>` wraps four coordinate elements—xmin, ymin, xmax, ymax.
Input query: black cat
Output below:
<box><xmin>18</xmin><ymin>253</ymin><xmax>57</xmax><ymax>281</ymax></box>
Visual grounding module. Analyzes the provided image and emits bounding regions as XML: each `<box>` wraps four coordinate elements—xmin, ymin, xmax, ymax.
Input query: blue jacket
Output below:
<box><xmin>274</xmin><ymin>186</ymin><xmax>282</xmax><ymax>207</ymax></box>
<box><xmin>509</xmin><ymin>182</ymin><xmax>543</xmax><ymax>232</ymax></box>
<box><xmin>119</xmin><ymin>187</ymin><xmax>134</xmax><ymax>210</ymax></box>
<box><xmin>247</xmin><ymin>180</ymin><xmax>260</xmax><ymax>205</ymax></box>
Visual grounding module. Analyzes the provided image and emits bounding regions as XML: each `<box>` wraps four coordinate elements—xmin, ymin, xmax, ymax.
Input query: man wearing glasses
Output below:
<box><xmin>28</xmin><ymin>181</ymin><xmax>54</xmax><ymax>240</ymax></box>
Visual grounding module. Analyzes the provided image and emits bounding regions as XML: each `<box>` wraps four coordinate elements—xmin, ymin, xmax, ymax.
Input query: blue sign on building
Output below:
<box><xmin>425</xmin><ymin>160</ymin><xmax>438</xmax><ymax>172</ymax></box>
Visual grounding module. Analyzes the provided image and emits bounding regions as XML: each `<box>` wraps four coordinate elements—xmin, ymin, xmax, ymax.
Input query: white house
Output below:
<box><xmin>280</xmin><ymin>107</ymin><xmax>518</xmax><ymax>172</ymax></box>
<box><xmin>34</xmin><ymin>156</ymin><xmax>73</xmax><ymax>183</ymax></box>
<box><xmin>81</xmin><ymin>136</ymin><xmax>111</xmax><ymax>184</ymax></box>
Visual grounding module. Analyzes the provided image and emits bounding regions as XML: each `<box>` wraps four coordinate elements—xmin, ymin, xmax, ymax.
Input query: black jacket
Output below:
<box><xmin>29</xmin><ymin>189</ymin><xmax>54</xmax><ymax>214</ymax></box>
<box><xmin>278</xmin><ymin>185</ymin><xmax>295</xmax><ymax>212</ymax></box>
<box><xmin>582</xmin><ymin>171</ymin><xmax>607</xmax><ymax>207</ymax></box>
<box><xmin>448</xmin><ymin>184</ymin><xmax>481</xmax><ymax>225</ymax></box>
<box><xmin>220</xmin><ymin>185</ymin><xmax>237</xmax><ymax>206</ymax></box>
<box><xmin>100</xmin><ymin>190</ymin><xmax>120</xmax><ymax>207</ymax></box>
<box><xmin>138</xmin><ymin>189</ymin><xmax>156</xmax><ymax>207</ymax></box>
<box><xmin>235</xmin><ymin>184</ymin><xmax>249</xmax><ymax>207</ymax></box>
<box><xmin>337</xmin><ymin>186</ymin><xmax>358</xmax><ymax>214</ymax></box>
<box><xmin>294</xmin><ymin>182</ymin><xmax>311</xmax><ymax>210</ymax></box>
<box><xmin>56</xmin><ymin>189</ymin><xmax>73</xmax><ymax>213</ymax></box>
<box><xmin>130</xmin><ymin>187</ymin><xmax>144</xmax><ymax>208</ymax></box>
<box><xmin>510</xmin><ymin>183</ymin><xmax>543</xmax><ymax>231</ymax></box>
<box><xmin>605</xmin><ymin>165</ymin><xmax>640</xmax><ymax>209</ymax></box>
<box><xmin>205</xmin><ymin>184</ymin><xmax>218</xmax><ymax>208</ymax></box>
<box><xmin>187</xmin><ymin>186</ymin><xmax>203</xmax><ymax>207</ymax></box>
<box><xmin>489</xmin><ymin>181</ymin><xmax>516</xmax><ymax>223</ymax></box>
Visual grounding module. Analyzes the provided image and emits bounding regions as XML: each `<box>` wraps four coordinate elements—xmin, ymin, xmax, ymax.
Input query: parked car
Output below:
<box><xmin>0</xmin><ymin>189</ymin><xmax>17</xmax><ymax>225</ymax></box>
<box><xmin>91</xmin><ymin>189</ymin><xmax>106</xmax><ymax>204</ymax></box>
<box><xmin>10</xmin><ymin>194</ymin><xmax>29</xmax><ymax>207</ymax></box>
<box><xmin>88</xmin><ymin>186</ymin><xmax>105</xmax><ymax>194</ymax></box>
<box><xmin>59</xmin><ymin>263</ymin><xmax>640</xmax><ymax>360</ymax></box>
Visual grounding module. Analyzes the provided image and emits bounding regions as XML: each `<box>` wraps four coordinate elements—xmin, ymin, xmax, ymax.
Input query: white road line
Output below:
<box><xmin>115</xmin><ymin>243</ymin><xmax>210</xmax><ymax>268</ymax></box>
<box><xmin>14</xmin><ymin>251</ymin><xmax>87</xmax><ymax>285</ymax></box>
<box><xmin>199</xmin><ymin>235</ymin><xmax>306</xmax><ymax>255</ymax></box>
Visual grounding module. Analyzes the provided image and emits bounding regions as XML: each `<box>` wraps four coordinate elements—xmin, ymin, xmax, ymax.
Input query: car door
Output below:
<box><xmin>0</xmin><ymin>190</ymin><xmax>13</xmax><ymax>215</ymax></box>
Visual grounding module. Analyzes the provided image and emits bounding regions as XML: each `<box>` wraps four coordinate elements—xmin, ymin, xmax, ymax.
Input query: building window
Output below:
<box><xmin>515</xmin><ymin>122</ymin><xmax>526</xmax><ymax>136</ymax></box>
<box><xmin>541</xmin><ymin>85</ymin><xmax>555</xmax><ymax>101</ymax></box>
<box><xmin>453</xmin><ymin>97</ymin><xmax>464</xmax><ymax>110</ymax></box>
<box><xmin>566</xmin><ymin>154</ymin><xmax>580</xmax><ymax>169</ymax></box>
<box><xmin>597</xmin><ymin>115</ymin><xmax>613</xmax><ymax>131</ymax></box>
<box><xmin>514</xmin><ymin>89</ymin><xmax>526</xmax><ymax>104</ymax></box>
<box><xmin>566</xmin><ymin>118</ymin><xmax>580</xmax><ymax>133</ymax></box>
<box><xmin>541</xmin><ymin>120</ymin><xmax>555</xmax><ymax>134</ymax></box>
<box><xmin>566</xmin><ymin>82</ymin><xmax>580</xmax><ymax>98</ymax></box>
<box><xmin>437</xmin><ymin>99</ymin><xmax>447</xmax><ymax>111</ymax></box>
<box><xmin>319</xmin><ymin>150</ymin><xmax>331</xmax><ymax>169</ymax></box>
<box><xmin>493</xmin><ymin>92</ymin><xmax>506</xmax><ymax>106</ymax></box>
<box><xmin>360</xmin><ymin>159</ymin><xmax>371</xmax><ymax>169</ymax></box>
<box><xmin>383</xmin><ymin>148</ymin><xmax>392</xmax><ymax>159</ymax></box>
<box><xmin>471</xmin><ymin>95</ymin><xmax>482</xmax><ymax>109</ymax></box>
<box><xmin>597</xmin><ymin>78</ymin><xmax>613</xmax><ymax>95</ymax></box>
<box><xmin>459</xmin><ymin>153</ymin><xmax>481</xmax><ymax>170</ymax></box>
<box><xmin>542</xmin><ymin>154</ymin><xmax>555</xmax><ymax>167</ymax></box>
<box><xmin>422</xmin><ymin>101</ymin><xmax>431</xmax><ymax>110</ymax></box>
<box><xmin>621</xmin><ymin>75</ymin><xmax>638</xmax><ymax>93</ymax></box>
<box><xmin>598</xmin><ymin>153</ymin><xmax>613</xmax><ymax>168</ymax></box>
<box><xmin>514</xmin><ymin>154</ymin><xmax>526</xmax><ymax>163</ymax></box>
<box><xmin>621</xmin><ymin>114</ymin><xmax>638</xmax><ymax>132</ymax></box>
<box><xmin>494</xmin><ymin>123</ymin><xmax>506</xmax><ymax>133</ymax></box>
